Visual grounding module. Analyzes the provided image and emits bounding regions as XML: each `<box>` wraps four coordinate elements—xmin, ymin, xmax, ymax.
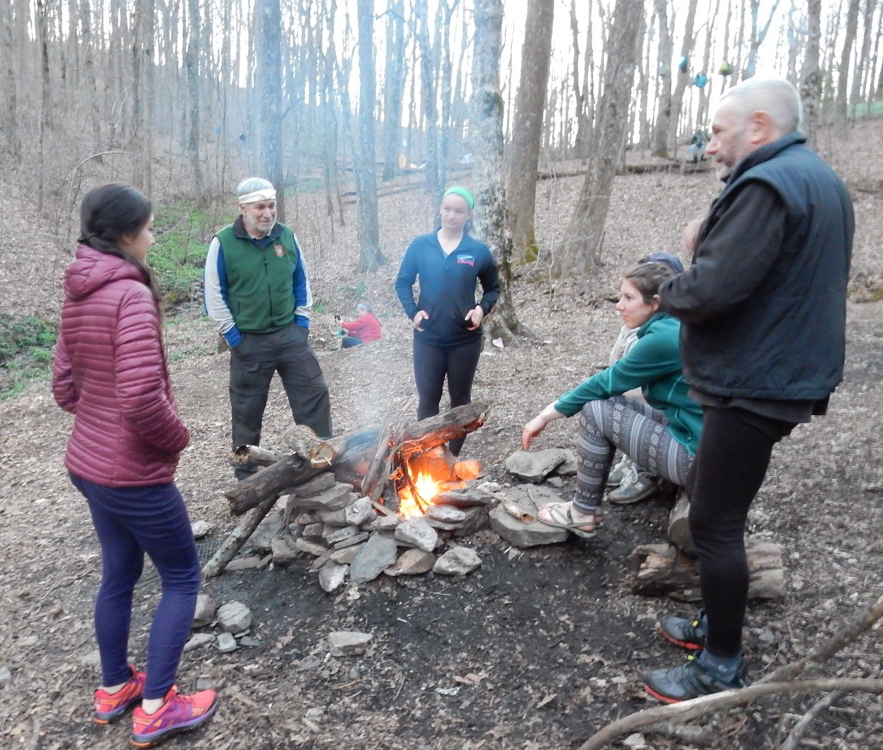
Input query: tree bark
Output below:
<box><xmin>553</xmin><ymin>0</ymin><xmax>643</xmax><ymax>279</ymax></box>
<box><xmin>800</xmin><ymin>0</ymin><xmax>823</xmax><ymax>148</ymax></box>
<box><xmin>471</xmin><ymin>0</ymin><xmax>527</xmax><ymax>345</ymax></box>
<box><xmin>257</xmin><ymin>0</ymin><xmax>285</xmax><ymax>220</ymax></box>
<box><xmin>507</xmin><ymin>0</ymin><xmax>555</xmax><ymax>264</ymax></box>
<box><xmin>650</xmin><ymin>0</ymin><xmax>673</xmax><ymax>158</ymax></box>
<box><xmin>356</xmin><ymin>0</ymin><xmax>382</xmax><ymax>270</ymax></box>
<box><xmin>382</xmin><ymin>0</ymin><xmax>406</xmax><ymax>181</ymax></box>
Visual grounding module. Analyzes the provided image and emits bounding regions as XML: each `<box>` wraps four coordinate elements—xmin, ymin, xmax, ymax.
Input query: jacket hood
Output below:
<box><xmin>64</xmin><ymin>244</ymin><xmax>147</xmax><ymax>301</ymax></box>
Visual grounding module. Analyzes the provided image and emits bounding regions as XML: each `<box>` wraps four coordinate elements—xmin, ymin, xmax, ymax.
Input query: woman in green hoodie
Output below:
<box><xmin>522</xmin><ymin>262</ymin><xmax>702</xmax><ymax>538</ymax></box>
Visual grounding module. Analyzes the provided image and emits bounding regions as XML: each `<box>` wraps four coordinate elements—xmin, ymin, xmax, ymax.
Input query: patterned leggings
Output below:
<box><xmin>573</xmin><ymin>395</ymin><xmax>693</xmax><ymax>514</ymax></box>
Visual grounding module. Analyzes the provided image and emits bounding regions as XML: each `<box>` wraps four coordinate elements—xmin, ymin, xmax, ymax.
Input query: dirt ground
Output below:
<box><xmin>1</xmin><ymin>122</ymin><xmax>882</xmax><ymax>750</ymax></box>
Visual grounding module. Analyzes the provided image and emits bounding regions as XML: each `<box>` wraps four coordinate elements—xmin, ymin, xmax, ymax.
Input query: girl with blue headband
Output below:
<box><xmin>394</xmin><ymin>187</ymin><xmax>500</xmax><ymax>456</ymax></box>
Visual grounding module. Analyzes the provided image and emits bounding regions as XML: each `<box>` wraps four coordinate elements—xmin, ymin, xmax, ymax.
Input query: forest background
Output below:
<box><xmin>1</xmin><ymin>1</ymin><xmax>882</xmax><ymax>747</ymax></box>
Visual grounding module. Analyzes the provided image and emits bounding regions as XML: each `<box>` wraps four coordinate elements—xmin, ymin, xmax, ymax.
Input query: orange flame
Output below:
<box><xmin>397</xmin><ymin>470</ymin><xmax>441</xmax><ymax>518</ymax></box>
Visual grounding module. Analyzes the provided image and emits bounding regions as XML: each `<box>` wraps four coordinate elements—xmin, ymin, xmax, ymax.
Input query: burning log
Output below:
<box><xmin>225</xmin><ymin>402</ymin><xmax>487</xmax><ymax>516</ymax></box>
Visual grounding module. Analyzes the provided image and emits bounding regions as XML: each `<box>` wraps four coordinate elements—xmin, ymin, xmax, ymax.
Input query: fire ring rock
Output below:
<box><xmin>504</xmin><ymin>449</ymin><xmax>568</xmax><ymax>483</ymax></box>
<box><xmin>394</xmin><ymin>517</ymin><xmax>439</xmax><ymax>552</ymax></box>
<box><xmin>217</xmin><ymin>601</ymin><xmax>253</xmax><ymax>633</ymax></box>
<box><xmin>433</xmin><ymin>546</ymin><xmax>482</xmax><ymax>575</ymax></box>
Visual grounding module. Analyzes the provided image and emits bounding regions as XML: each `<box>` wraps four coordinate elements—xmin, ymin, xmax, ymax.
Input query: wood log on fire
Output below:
<box><xmin>226</xmin><ymin>403</ymin><xmax>488</xmax><ymax>516</ymax></box>
<box><xmin>629</xmin><ymin>539</ymin><xmax>785</xmax><ymax>600</ymax></box>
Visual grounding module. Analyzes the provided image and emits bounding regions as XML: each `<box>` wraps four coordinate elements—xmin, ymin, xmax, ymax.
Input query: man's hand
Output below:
<box><xmin>464</xmin><ymin>306</ymin><xmax>484</xmax><ymax>330</ymax></box>
<box><xmin>412</xmin><ymin>310</ymin><xmax>429</xmax><ymax>331</ymax></box>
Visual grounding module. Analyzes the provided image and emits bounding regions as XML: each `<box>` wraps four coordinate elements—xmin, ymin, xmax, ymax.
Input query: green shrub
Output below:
<box><xmin>0</xmin><ymin>315</ymin><xmax>58</xmax><ymax>397</ymax></box>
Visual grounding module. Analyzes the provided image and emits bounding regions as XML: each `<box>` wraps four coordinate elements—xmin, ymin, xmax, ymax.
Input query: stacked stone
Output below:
<box><xmin>250</xmin><ymin>473</ymin><xmax>500</xmax><ymax>593</ymax></box>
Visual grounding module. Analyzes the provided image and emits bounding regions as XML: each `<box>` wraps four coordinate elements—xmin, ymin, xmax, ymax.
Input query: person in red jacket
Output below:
<box><xmin>337</xmin><ymin>301</ymin><xmax>382</xmax><ymax>348</ymax></box>
<box><xmin>53</xmin><ymin>184</ymin><xmax>218</xmax><ymax>747</ymax></box>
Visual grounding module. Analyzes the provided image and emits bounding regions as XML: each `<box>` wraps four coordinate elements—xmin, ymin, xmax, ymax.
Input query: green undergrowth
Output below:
<box><xmin>151</xmin><ymin>201</ymin><xmax>219</xmax><ymax>309</ymax></box>
<box><xmin>0</xmin><ymin>315</ymin><xmax>58</xmax><ymax>398</ymax></box>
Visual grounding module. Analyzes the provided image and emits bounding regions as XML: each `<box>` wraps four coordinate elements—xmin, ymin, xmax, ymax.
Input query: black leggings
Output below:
<box><xmin>412</xmin><ymin>335</ymin><xmax>483</xmax><ymax>456</ymax></box>
<box><xmin>686</xmin><ymin>406</ymin><xmax>795</xmax><ymax>658</ymax></box>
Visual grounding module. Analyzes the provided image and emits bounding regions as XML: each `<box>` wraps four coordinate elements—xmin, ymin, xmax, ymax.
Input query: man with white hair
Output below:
<box><xmin>645</xmin><ymin>78</ymin><xmax>853</xmax><ymax>702</ymax></box>
<box><xmin>205</xmin><ymin>177</ymin><xmax>332</xmax><ymax>479</ymax></box>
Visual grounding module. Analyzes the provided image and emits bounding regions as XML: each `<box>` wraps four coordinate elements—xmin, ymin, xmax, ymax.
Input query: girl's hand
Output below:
<box><xmin>464</xmin><ymin>306</ymin><xmax>484</xmax><ymax>330</ymax></box>
<box><xmin>413</xmin><ymin>310</ymin><xmax>429</xmax><ymax>331</ymax></box>
<box><xmin>522</xmin><ymin>415</ymin><xmax>547</xmax><ymax>450</ymax></box>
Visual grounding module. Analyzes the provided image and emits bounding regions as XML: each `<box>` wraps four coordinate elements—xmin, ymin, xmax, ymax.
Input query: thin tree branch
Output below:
<box><xmin>578</xmin><ymin>679</ymin><xmax>883</xmax><ymax>750</ymax></box>
<box><xmin>779</xmin><ymin>689</ymin><xmax>845</xmax><ymax>750</ymax></box>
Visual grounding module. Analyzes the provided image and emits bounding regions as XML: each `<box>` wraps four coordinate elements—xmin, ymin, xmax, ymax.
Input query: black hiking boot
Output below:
<box><xmin>659</xmin><ymin>610</ymin><xmax>707</xmax><ymax>651</ymax></box>
<box><xmin>644</xmin><ymin>653</ymin><xmax>749</xmax><ymax>704</ymax></box>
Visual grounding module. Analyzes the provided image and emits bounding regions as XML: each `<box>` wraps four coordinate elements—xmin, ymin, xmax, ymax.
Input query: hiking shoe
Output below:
<box><xmin>130</xmin><ymin>687</ymin><xmax>218</xmax><ymax>748</ymax></box>
<box><xmin>94</xmin><ymin>665</ymin><xmax>146</xmax><ymax>725</ymax></box>
<box><xmin>608</xmin><ymin>465</ymin><xmax>657</xmax><ymax>504</ymax></box>
<box><xmin>644</xmin><ymin>653</ymin><xmax>749</xmax><ymax>704</ymax></box>
<box><xmin>660</xmin><ymin>610</ymin><xmax>707</xmax><ymax>651</ymax></box>
<box><xmin>607</xmin><ymin>455</ymin><xmax>633</xmax><ymax>487</ymax></box>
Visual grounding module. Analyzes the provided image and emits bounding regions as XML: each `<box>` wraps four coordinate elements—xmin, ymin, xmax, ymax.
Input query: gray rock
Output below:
<box><xmin>192</xmin><ymin>594</ymin><xmax>218</xmax><ymax>628</ymax></box>
<box><xmin>294</xmin><ymin>537</ymin><xmax>329</xmax><ymax>557</ymax></box>
<box><xmin>239</xmin><ymin>636</ymin><xmax>263</xmax><ymax>648</ymax></box>
<box><xmin>319</xmin><ymin>561</ymin><xmax>348</xmax><ymax>593</ymax></box>
<box><xmin>251</xmin><ymin>510</ymin><xmax>285</xmax><ymax>551</ymax></box>
<box><xmin>554</xmin><ymin>449</ymin><xmax>578</xmax><ymax>476</ymax></box>
<box><xmin>505</xmin><ymin>449</ymin><xmax>568</xmax><ymax>482</ymax></box>
<box><xmin>433</xmin><ymin>489</ymin><xmax>493</xmax><ymax>509</ymax></box>
<box><xmin>425</xmin><ymin>505</ymin><xmax>466</xmax><ymax>524</ymax></box>
<box><xmin>451</xmin><ymin>507</ymin><xmax>491</xmax><ymax>538</ymax></box>
<box><xmin>345</xmin><ymin>496</ymin><xmax>376</xmax><ymax>526</ymax></box>
<box><xmin>271</xmin><ymin>536</ymin><xmax>300</xmax><ymax>566</ymax></box>
<box><xmin>330</xmin><ymin>545</ymin><xmax>362</xmax><ymax>565</ymax></box>
<box><xmin>375</xmin><ymin>514</ymin><xmax>401</xmax><ymax>532</ymax></box>
<box><xmin>217</xmin><ymin>601</ymin><xmax>253</xmax><ymax>633</ymax></box>
<box><xmin>226</xmin><ymin>554</ymin><xmax>268</xmax><ymax>571</ymax></box>
<box><xmin>294</xmin><ymin>511</ymin><xmax>316</xmax><ymax>525</ymax></box>
<box><xmin>349</xmin><ymin>534</ymin><xmax>398</xmax><ymax>583</ymax></box>
<box><xmin>394</xmin><ymin>517</ymin><xmax>439</xmax><ymax>552</ymax></box>
<box><xmin>488</xmin><ymin>504</ymin><xmax>567</xmax><ymax>548</ymax></box>
<box><xmin>0</xmin><ymin>666</ymin><xmax>12</xmax><ymax>685</ymax></box>
<box><xmin>309</xmin><ymin>549</ymin><xmax>335</xmax><ymax>570</ymax></box>
<box><xmin>323</xmin><ymin>525</ymin><xmax>360</xmax><ymax>545</ymax></box>
<box><xmin>290</xmin><ymin>483</ymin><xmax>356</xmax><ymax>512</ymax></box>
<box><xmin>196</xmin><ymin>676</ymin><xmax>220</xmax><ymax>691</ymax></box>
<box><xmin>183</xmin><ymin>633</ymin><xmax>214</xmax><ymax>652</ymax></box>
<box><xmin>327</xmin><ymin>631</ymin><xmax>373</xmax><ymax>656</ymax></box>
<box><xmin>545</xmin><ymin>476</ymin><xmax>564</xmax><ymax>488</ymax></box>
<box><xmin>333</xmin><ymin>531</ymin><xmax>370</xmax><ymax>550</ymax></box>
<box><xmin>217</xmin><ymin>632</ymin><xmax>238</xmax><ymax>653</ymax></box>
<box><xmin>302</xmin><ymin>522</ymin><xmax>324</xmax><ymax>538</ymax></box>
<box><xmin>287</xmin><ymin>472</ymin><xmax>336</xmax><ymax>497</ymax></box>
<box><xmin>433</xmin><ymin>546</ymin><xmax>482</xmax><ymax>575</ymax></box>
<box><xmin>385</xmin><ymin>548</ymin><xmax>436</xmax><ymax>577</ymax></box>
<box><xmin>190</xmin><ymin>520</ymin><xmax>212</xmax><ymax>539</ymax></box>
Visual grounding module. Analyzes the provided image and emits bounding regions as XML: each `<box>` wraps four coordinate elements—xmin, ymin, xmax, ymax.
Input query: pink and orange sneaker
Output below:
<box><xmin>93</xmin><ymin>665</ymin><xmax>147</xmax><ymax>725</ymax></box>
<box><xmin>130</xmin><ymin>686</ymin><xmax>218</xmax><ymax>748</ymax></box>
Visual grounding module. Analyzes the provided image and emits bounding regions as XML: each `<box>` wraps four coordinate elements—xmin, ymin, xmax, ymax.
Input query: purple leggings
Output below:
<box><xmin>70</xmin><ymin>473</ymin><xmax>200</xmax><ymax>700</ymax></box>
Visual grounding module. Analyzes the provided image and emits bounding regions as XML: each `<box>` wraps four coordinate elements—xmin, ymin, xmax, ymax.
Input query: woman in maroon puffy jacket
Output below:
<box><xmin>53</xmin><ymin>184</ymin><xmax>217</xmax><ymax>746</ymax></box>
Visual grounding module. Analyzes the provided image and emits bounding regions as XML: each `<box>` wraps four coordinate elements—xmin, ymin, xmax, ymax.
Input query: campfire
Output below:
<box><xmin>203</xmin><ymin>403</ymin><xmax>492</xmax><ymax>581</ymax></box>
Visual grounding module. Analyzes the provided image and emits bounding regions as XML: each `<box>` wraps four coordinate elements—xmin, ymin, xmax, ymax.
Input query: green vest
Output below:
<box><xmin>215</xmin><ymin>223</ymin><xmax>299</xmax><ymax>333</ymax></box>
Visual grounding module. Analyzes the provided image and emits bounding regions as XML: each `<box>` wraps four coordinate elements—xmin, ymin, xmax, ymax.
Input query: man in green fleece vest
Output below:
<box><xmin>205</xmin><ymin>177</ymin><xmax>332</xmax><ymax>480</ymax></box>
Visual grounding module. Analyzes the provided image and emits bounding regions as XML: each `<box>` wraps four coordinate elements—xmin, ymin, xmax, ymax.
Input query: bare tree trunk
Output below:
<box><xmin>36</xmin><ymin>0</ymin><xmax>51</xmax><ymax>212</ymax></box>
<box><xmin>415</xmin><ymin>0</ymin><xmax>439</xmax><ymax>199</ymax></box>
<box><xmin>801</xmin><ymin>0</ymin><xmax>823</xmax><ymax>147</ymax></box>
<box><xmin>651</xmin><ymin>0</ymin><xmax>673</xmax><ymax>158</ymax></box>
<box><xmin>471</xmin><ymin>0</ymin><xmax>525</xmax><ymax>344</ymax></box>
<box><xmin>744</xmin><ymin>0</ymin><xmax>782</xmax><ymax>80</ymax></box>
<box><xmin>382</xmin><ymin>0</ymin><xmax>406</xmax><ymax>181</ymax></box>
<box><xmin>668</xmin><ymin>0</ymin><xmax>699</xmax><ymax>155</ymax></box>
<box><xmin>0</xmin><ymin>0</ymin><xmax>20</xmax><ymax>155</ymax></box>
<box><xmin>836</xmin><ymin>0</ymin><xmax>861</xmax><ymax>129</ymax></box>
<box><xmin>553</xmin><ymin>0</ymin><xmax>643</xmax><ymax>278</ymax></box>
<box><xmin>186</xmin><ymin>0</ymin><xmax>205</xmax><ymax>203</ymax></box>
<box><xmin>507</xmin><ymin>0</ymin><xmax>554</xmax><ymax>264</ymax></box>
<box><xmin>356</xmin><ymin>0</ymin><xmax>381</xmax><ymax>270</ymax></box>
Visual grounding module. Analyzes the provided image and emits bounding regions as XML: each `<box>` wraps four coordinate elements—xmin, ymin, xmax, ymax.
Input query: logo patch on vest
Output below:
<box><xmin>457</xmin><ymin>255</ymin><xmax>475</xmax><ymax>267</ymax></box>
<box><xmin>274</xmin><ymin>244</ymin><xmax>285</xmax><ymax>257</ymax></box>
